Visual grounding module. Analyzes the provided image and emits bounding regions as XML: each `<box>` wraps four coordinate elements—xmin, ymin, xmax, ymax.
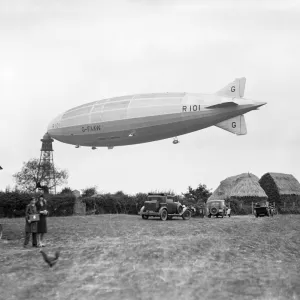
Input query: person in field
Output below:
<box><xmin>36</xmin><ymin>194</ymin><xmax>48</xmax><ymax>247</ymax></box>
<box><xmin>24</xmin><ymin>197</ymin><xmax>38</xmax><ymax>248</ymax></box>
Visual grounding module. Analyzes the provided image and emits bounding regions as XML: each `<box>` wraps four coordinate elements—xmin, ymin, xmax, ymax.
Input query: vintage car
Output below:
<box><xmin>254</xmin><ymin>202</ymin><xmax>273</xmax><ymax>217</ymax></box>
<box><xmin>206</xmin><ymin>200</ymin><xmax>229</xmax><ymax>218</ymax></box>
<box><xmin>139</xmin><ymin>193</ymin><xmax>191</xmax><ymax>221</ymax></box>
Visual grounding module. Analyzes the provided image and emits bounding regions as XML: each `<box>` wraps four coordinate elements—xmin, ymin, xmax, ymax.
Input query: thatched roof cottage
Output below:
<box><xmin>208</xmin><ymin>173</ymin><xmax>259</xmax><ymax>201</ymax></box>
<box><xmin>259</xmin><ymin>173</ymin><xmax>300</xmax><ymax>206</ymax></box>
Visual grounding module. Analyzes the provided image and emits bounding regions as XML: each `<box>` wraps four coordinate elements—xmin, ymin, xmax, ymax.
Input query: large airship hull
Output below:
<box><xmin>47</xmin><ymin>78</ymin><xmax>266</xmax><ymax>148</ymax></box>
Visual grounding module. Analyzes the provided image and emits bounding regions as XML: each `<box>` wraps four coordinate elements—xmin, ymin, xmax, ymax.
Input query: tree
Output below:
<box><xmin>182</xmin><ymin>184</ymin><xmax>212</xmax><ymax>204</ymax></box>
<box><xmin>13</xmin><ymin>158</ymin><xmax>68</xmax><ymax>193</ymax></box>
<box><xmin>134</xmin><ymin>193</ymin><xmax>148</xmax><ymax>212</ymax></box>
<box><xmin>60</xmin><ymin>187</ymin><xmax>73</xmax><ymax>195</ymax></box>
<box><xmin>81</xmin><ymin>186</ymin><xmax>98</xmax><ymax>198</ymax></box>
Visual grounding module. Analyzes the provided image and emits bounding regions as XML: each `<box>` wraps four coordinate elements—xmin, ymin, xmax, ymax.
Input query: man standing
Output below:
<box><xmin>24</xmin><ymin>197</ymin><xmax>39</xmax><ymax>248</ymax></box>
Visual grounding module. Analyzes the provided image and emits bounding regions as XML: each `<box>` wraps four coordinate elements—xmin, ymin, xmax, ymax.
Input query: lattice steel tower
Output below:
<box><xmin>36</xmin><ymin>133</ymin><xmax>56</xmax><ymax>194</ymax></box>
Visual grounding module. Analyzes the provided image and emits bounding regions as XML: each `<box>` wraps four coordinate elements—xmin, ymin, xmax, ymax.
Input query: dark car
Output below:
<box><xmin>254</xmin><ymin>202</ymin><xmax>273</xmax><ymax>217</ymax></box>
<box><xmin>206</xmin><ymin>200</ymin><xmax>229</xmax><ymax>218</ymax></box>
<box><xmin>140</xmin><ymin>193</ymin><xmax>191</xmax><ymax>221</ymax></box>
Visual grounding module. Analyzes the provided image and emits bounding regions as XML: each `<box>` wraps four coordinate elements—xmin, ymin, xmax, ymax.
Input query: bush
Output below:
<box><xmin>83</xmin><ymin>193</ymin><xmax>140</xmax><ymax>215</ymax></box>
<box><xmin>229</xmin><ymin>199</ymin><xmax>252</xmax><ymax>215</ymax></box>
<box><xmin>46</xmin><ymin>194</ymin><xmax>76</xmax><ymax>216</ymax></box>
<box><xmin>278</xmin><ymin>207</ymin><xmax>300</xmax><ymax>214</ymax></box>
<box><xmin>0</xmin><ymin>192</ymin><xmax>32</xmax><ymax>218</ymax></box>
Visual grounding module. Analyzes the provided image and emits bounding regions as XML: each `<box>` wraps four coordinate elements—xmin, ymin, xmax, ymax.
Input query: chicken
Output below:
<box><xmin>40</xmin><ymin>250</ymin><xmax>60</xmax><ymax>267</ymax></box>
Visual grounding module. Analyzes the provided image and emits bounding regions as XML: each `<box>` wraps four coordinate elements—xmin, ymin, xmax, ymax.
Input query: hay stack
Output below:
<box><xmin>230</xmin><ymin>176</ymin><xmax>268</xmax><ymax>205</ymax></box>
<box><xmin>259</xmin><ymin>173</ymin><xmax>300</xmax><ymax>206</ymax></box>
<box><xmin>208</xmin><ymin>173</ymin><xmax>259</xmax><ymax>201</ymax></box>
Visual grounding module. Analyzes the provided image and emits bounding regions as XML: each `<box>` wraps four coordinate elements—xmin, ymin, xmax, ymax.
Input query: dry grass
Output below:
<box><xmin>209</xmin><ymin>173</ymin><xmax>259</xmax><ymax>200</ymax></box>
<box><xmin>230</xmin><ymin>177</ymin><xmax>267</xmax><ymax>198</ymax></box>
<box><xmin>0</xmin><ymin>215</ymin><xmax>300</xmax><ymax>300</ymax></box>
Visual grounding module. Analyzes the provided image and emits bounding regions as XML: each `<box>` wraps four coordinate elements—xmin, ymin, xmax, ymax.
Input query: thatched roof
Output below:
<box><xmin>261</xmin><ymin>173</ymin><xmax>300</xmax><ymax>195</ymax></box>
<box><xmin>230</xmin><ymin>177</ymin><xmax>268</xmax><ymax>198</ymax></box>
<box><xmin>209</xmin><ymin>173</ymin><xmax>259</xmax><ymax>200</ymax></box>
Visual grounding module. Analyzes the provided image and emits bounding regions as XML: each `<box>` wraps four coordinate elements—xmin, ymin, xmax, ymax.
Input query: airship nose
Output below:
<box><xmin>47</xmin><ymin>113</ymin><xmax>63</xmax><ymax>133</ymax></box>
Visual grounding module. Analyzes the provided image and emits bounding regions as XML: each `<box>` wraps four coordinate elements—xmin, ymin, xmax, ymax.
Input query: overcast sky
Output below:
<box><xmin>1</xmin><ymin>0</ymin><xmax>299</xmax><ymax>195</ymax></box>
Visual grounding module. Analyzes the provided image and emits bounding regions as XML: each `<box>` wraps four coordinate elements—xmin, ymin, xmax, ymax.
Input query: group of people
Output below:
<box><xmin>24</xmin><ymin>194</ymin><xmax>48</xmax><ymax>248</ymax></box>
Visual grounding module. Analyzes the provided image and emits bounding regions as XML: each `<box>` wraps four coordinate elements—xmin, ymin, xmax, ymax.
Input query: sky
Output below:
<box><xmin>0</xmin><ymin>0</ymin><xmax>299</xmax><ymax>195</ymax></box>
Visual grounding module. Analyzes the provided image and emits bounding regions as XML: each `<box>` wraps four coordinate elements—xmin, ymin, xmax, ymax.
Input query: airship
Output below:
<box><xmin>47</xmin><ymin>77</ymin><xmax>266</xmax><ymax>149</ymax></box>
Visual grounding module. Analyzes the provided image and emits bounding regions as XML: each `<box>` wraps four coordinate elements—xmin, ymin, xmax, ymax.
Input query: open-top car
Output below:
<box><xmin>140</xmin><ymin>193</ymin><xmax>192</xmax><ymax>221</ymax></box>
<box><xmin>254</xmin><ymin>201</ymin><xmax>273</xmax><ymax>217</ymax></box>
<box><xmin>206</xmin><ymin>200</ymin><xmax>229</xmax><ymax>218</ymax></box>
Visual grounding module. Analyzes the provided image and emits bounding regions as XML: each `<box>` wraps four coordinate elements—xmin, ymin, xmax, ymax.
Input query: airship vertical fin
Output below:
<box><xmin>215</xmin><ymin>115</ymin><xmax>247</xmax><ymax>135</ymax></box>
<box><xmin>216</xmin><ymin>77</ymin><xmax>246</xmax><ymax>98</ymax></box>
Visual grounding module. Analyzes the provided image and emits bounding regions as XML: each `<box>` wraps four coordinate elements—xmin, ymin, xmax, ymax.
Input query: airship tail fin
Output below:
<box><xmin>216</xmin><ymin>77</ymin><xmax>246</xmax><ymax>98</ymax></box>
<box><xmin>215</xmin><ymin>115</ymin><xmax>247</xmax><ymax>135</ymax></box>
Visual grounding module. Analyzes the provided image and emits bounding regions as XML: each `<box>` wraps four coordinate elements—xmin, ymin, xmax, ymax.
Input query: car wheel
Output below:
<box><xmin>160</xmin><ymin>209</ymin><xmax>168</xmax><ymax>221</ymax></box>
<box><xmin>142</xmin><ymin>214</ymin><xmax>148</xmax><ymax>219</ymax></box>
<box><xmin>182</xmin><ymin>209</ymin><xmax>191</xmax><ymax>220</ymax></box>
<box><xmin>210</xmin><ymin>207</ymin><xmax>218</xmax><ymax>217</ymax></box>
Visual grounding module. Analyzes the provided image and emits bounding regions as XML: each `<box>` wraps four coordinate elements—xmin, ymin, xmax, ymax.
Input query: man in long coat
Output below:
<box><xmin>24</xmin><ymin>197</ymin><xmax>38</xmax><ymax>248</ymax></box>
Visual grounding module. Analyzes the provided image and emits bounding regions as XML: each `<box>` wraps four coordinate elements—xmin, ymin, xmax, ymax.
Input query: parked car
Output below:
<box><xmin>206</xmin><ymin>200</ymin><xmax>229</xmax><ymax>218</ymax></box>
<box><xmin>254</xmin><ymin>202</ymin><xmax>273</xmax><ymax>217</ymax></box>
<box><xmin>139</xmin><ymin>193</ymin><xmax>191</xmax><ymax>221</ymax></box>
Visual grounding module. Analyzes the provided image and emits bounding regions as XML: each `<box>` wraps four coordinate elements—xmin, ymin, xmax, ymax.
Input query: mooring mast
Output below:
<box><xmin>36</xmin><ymin>132</ymin><xmax>56</xmax><ymax>194</ymax></box>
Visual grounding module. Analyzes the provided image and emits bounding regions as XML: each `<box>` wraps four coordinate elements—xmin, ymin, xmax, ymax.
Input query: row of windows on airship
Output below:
<box><xmin>58</xmin><ymin>93</ymin><xmax>211</xmax><ymax>127</ymax></box>
<box><xmin>63</xmin><ymin>93</ymin><xmax>186</xmax><ymax>117</ymax></box>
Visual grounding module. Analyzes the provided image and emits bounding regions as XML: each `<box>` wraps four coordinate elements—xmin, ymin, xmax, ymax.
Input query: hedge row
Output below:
<box><xmin>277</xmin><ymin>208</ymin><xmax>300</xmax><ymax>214</ymax></box>
<box><xmin>0</xmin><ymin>192</ymin><xmax>149</xmax><ymax>218</ymax></box>
<box><xmin>0</xmin><ymin>192</ymin><xmax>76</xmax><ymax>217</ymax></box>
<box><xmin>0</xmin><ymin>191</ymin><xmax>298</xmax><ymax>218</ymax></box>
<box><xmin>83</xmin><ymin>193</ymin><xmax>147</xmax><ymax>215</ymax></box>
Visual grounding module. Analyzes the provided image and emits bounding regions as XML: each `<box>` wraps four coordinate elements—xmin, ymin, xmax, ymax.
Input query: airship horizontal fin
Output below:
<box><xmin>216</xmin><ymin>77</ymin><xmax>246</xmax><ymax>98</ymax></box>
<box><xmin>206</xmin><ymin>102</ymin><xmax>238</xmax><ymax>109</ymax></box>
<box><xmin>215</xmin><ymin>115</ymin><xmax>247</xmax><ymax>135</ymax></box>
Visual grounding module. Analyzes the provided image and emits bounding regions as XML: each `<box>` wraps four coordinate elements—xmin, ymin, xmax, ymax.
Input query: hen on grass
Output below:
<box><xmin>40</xmin><ymin>250</ymin><xmax>60</xmax><ymax>267</ymax></box>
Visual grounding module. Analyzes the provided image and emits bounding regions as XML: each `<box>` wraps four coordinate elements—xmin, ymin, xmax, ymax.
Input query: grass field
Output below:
<box><xmin>0</xmin><ymin>214</ymin><xmax>299</xmax><ymax>300</ymax></box>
